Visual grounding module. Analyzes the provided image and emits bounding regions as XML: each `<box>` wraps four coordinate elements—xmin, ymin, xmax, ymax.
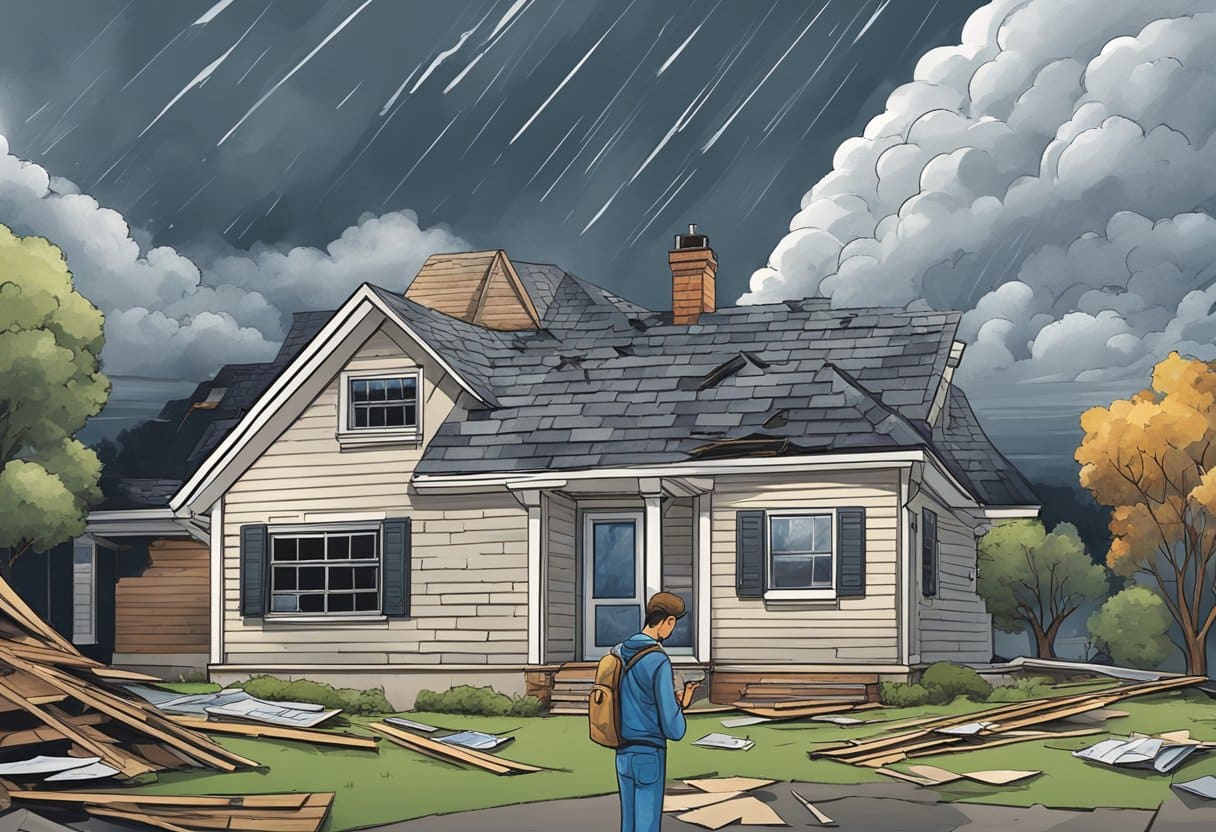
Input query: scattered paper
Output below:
<box><xmin>436</xmin><ymin>730</ymin><xmax>512</xmax><ymax>751</ymax></box>
<box><xmin>882</xmin><ymin>765</ymin><xmax>1041</xmax><ymax>787</ymax></box>
<box><xmin>935</xmin><ymin>721</ymin><xmax>996</xmax><ymax>736</ymax></box>
<box><xmin>385</xmin><ymin>717</ymin><xmax>439</xmax><ymax>733</ymax></box>
<box><xmin>960</xmin><ymin>769</ymin><xmax>1041</xmax><ymax>785</ymax></box>
<box><xmin>43</xmin><ymin>761</ymin><xmax>121</xmax><ymax>781</ymax></box>
<box><xmin>791</xmin><ymin>790</ymin><xmax>836</xmax><ymax>826</ymax></box>
<box><xmin>1174</xmin><ymin>775</ymin><xmax>1216</xmax><ymax>800</ymax></box>
<box><xmin>692</xmin><ymin>732</ymin><xmax>755</xmax><ymax>751</ymax></box>
<box><xmin>722</xmin><ymin>716</ymin><xmax>772</xmax><ymax>728</ymax></box>
<box><xmin>677</xmin><ymin>795</ymin><xmax>787</xmax><ymax>830</ymax></box>
<box><xmin>0</xmin><ymin>755</ymin><xmax>100</xmax><ymax>776</ymax></box>
<box><xmin>662</xmin><ymin>790</ymin><xmax>744</xmax><ymax>812</ymax></box>
<box><xmin>905</xmin><ymin>765</ymin><xmax>964</xmax><ymax>785</ymax></box>
<box><xmin>810</xmin><ymin>715</ymin><xmax>867</xmax><ymax>726</ymax></box>
<box><xmin>1073</xmin><ymin>735</ymin><xmax>1201</xmax><ymax>774</ymax></box>
<box><xmin>685</xmin><ymin>777</ymin><xmax>776</xmax><ymax>794</ymax></box>
<box><xmin>205</xmin><ymin>696</ymin><xmax>341</xmax><ymax>728</ymax></box>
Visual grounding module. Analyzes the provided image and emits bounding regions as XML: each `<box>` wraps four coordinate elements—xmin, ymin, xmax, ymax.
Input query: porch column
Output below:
<box><xmin>512</xmin><ymin>489</ymin><xmax>544</xmax><ymax>665</ymax></box>
<box><xmin>694</xmin><ymin>492</ymin><xmax>712</xmax><ymax>663</ymax></box>
<box><xmin>209</xmin><ymin>497</ymin><xmax>223</xmax><ymax>666</ymax></box>
<box><xmin>641</xmin><ymin>479</ymin><xmax>663</xmax><ymax>602</ymax></box>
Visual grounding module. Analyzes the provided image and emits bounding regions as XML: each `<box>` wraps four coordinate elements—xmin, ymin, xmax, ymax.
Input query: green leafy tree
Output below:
<box><xmin>0</xmin><ymin>225</ymin><xmax>108</xmax><ymax>566</ymax></box>
<box><xmin>1088</xmin><ymin>586</ymin><xmax>1174</xmax><ymax>669</ymax></box>
<box><xmin>978</xmin><ymin>520</ymin><xmax>1109</xmax><ymax>659</ymax></box>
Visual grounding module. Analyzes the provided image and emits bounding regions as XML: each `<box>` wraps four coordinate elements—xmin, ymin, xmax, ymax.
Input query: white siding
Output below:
<box><xmin>710</xmin><ymin>470</ymin><xmax>903</xmax><ymax>665</ymax></box>
<box><xmin>914</xmin><ymin>488</ymin><xmax>992</xmax><ymax>664</ymax></box>
<box><xmin>221</xmin><ymin>326</ymin><xmax>529</xmax><ymax>667</ymax></box>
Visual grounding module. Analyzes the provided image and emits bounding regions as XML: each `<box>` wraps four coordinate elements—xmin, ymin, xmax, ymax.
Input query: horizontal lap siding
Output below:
<box><xmin>662</xmin><ymin>498</ymin><xmax>694</xmax><ymax>605</ymax></box>
<box><xmin>915</xmin><ymin>490</ymin><xmax>991</xmax><ymax>663</ymax></box>
<box><xmin>711</xmin><ymin>471</ymin><xmax>902</xmax><ymax>665</ymax></box>
<box><xmin>115</xmin><ymin>539</ymin><xmax>210</xmax><ymax>654</ymax></box>
<box><xmin>545</xmin><ymin>492</ymin><xmax>576</xmax><ymax>662</ymax></box>
<box><xmin>222</xmin><ymin>328</ymin><xmax>529</xmax><ymax>667</ymax></box>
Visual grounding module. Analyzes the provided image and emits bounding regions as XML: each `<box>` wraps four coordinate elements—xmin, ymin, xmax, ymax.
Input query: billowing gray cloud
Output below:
<box><xmin>0</xmin><ymin>133</ymin><xmax>465</xmax><ymax>380</ymax></box>
<box><xmin>748</xmin><ymin>0</ymin><xmax>1216</xmax><ymax>396</ymax></box>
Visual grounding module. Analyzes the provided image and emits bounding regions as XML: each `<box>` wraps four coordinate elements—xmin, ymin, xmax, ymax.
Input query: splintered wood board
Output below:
<box><xmin>172</xmin><ymin>715</ymin><xmax>378</xmax><ymax>749</ymax></box>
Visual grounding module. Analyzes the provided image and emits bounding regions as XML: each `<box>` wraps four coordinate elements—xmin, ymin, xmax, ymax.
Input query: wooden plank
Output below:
<box><xmin>370</xmin><ymin>722</ymin><xmax>541</xmax><ymax>774</ymax></box>
<box><xmin>11</xmin><ymin>791</ymin><xmax>311</xmax><ymax>809</ymax></box>
<box><xmin>172</xmin><ymin>716</ymin><xmax>379</xmax><ymax>750</ymax></box>
<box><xmin>86</xmin><ymin>807</ymin><xmax>193</xmax><ymax>832</ymax></box>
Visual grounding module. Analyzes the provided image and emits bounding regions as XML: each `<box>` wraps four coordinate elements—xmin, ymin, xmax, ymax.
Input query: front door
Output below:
<box><xmin>582</xmin><ymin>511</ymin><xmax>644</xmax><ymax>659</ymax></box>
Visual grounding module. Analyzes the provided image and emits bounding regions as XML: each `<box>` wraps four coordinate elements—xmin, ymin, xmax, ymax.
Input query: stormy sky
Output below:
<box><xmin>2</xmin><ymin>0</ymin><xmax>1215</xmax><ymax>486</ymax></box>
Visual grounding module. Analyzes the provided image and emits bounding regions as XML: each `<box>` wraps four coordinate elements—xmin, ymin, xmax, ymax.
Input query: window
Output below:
<box><xmin>767</xmin><ymin>512</ymin><xmax>834</xmax><ymax>591</ymax></box>
<box><xmin>269</xmin><ymin>528</ymin><xmax>380</xmax><ymax>616</ymax></box>
<box><xmin>337</xmin><ymin>369</ymin><xmax>423</xmax><ymax>445</ymax></box>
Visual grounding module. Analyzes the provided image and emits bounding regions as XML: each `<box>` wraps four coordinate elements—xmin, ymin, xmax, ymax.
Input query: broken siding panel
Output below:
<box><xmin>545</xmin><ymin>492</ymin><xmax>577</xmax><ymax>662</ymax></box>
<box><xmin>709</xmin><ymin>471</ymin><xmax>903</xmax><ymax>665</ymax></box>
<box><xmin>914</xmin><ymin>488</ymin><xmax>992</xmax><ymax>663</ymax></box>
<box><xmin>221</xmin><ymin>325</ymin><xmax>529</xmax><ymax>667</ymax></box>
<box><xmin>115</xmin><ymin>539</ymin><xmax>210</xmax><ymax>654</ymax></box>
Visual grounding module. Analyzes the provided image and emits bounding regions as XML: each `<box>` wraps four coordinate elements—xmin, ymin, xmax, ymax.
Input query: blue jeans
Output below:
<box><xmin>615</xmin><ymin>746</ymin><xmax>665</xmax><ymax>832</ymax></box>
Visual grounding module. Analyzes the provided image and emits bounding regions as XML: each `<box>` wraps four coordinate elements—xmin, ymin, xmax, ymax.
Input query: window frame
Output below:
<box><xmin>337</xmin><ymin>367</ymin><xmax>423</xmax><ymax>446</ymax></box>
<box><xmin>265</xmin><ymin>523</ymin><xmax>384</xmax><ymax>620</ymax></box>
<box><xmin>763</xmin><ymin>508</ymin><xmax>837</xmax><ymax>601</ymax></box>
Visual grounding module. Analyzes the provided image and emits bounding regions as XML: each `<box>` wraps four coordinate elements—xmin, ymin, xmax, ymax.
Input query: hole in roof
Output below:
<box><xmin>763</xmin><ymin>410</ymin><xmax>788</xmax><ymax>429</ymax></box>
<box><xmin>697</xmin><ymin>352</ymin><xmax>770</xmax><ymax>390</ymax></box>
<box><xmin>628</xmin><ymin>318</ymin><xmax>649</xmax><ymax>332</ymax></box>
<box><xmin>556</xmin><ymin>355</ymin><xmax>584</xmax><ymax>370</ymax></box>
<box><xmin>613</xmin><ymin>345</ymin><xmax>635</xmax><ymax>357</ymax></box>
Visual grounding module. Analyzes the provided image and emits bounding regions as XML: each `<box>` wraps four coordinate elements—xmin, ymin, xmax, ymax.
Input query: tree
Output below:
<box><xmin>0</xmin><ymin>225</ymin><xmax>108</xmax><ymax>566</ymax></box>
<box><xmin>1088</xmin><ymin>586</ymin><xmax>1174</xmax><ymax>669</ymax></box>
<box><xmin>977</xmin><ymin>520</ymin><xmax>1108</xmax><ymax>659</ymax></box>
<box><xmin>1077</xmin><ymin>351</ymin><xmax>1216</xmax><ymax>676</ymax></box>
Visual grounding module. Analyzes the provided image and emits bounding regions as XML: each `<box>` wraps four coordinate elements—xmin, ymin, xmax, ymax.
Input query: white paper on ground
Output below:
<box><xmin>437</xmin><ymin>730</ymin><xmax>512</xmax><ymax>751</ymax></box>
<box><xmin>385</xmin><ymin>717</ymin><xmax>439</xmax><ymax>733</ymax></box>
<box><xmin>935</xmin><ymin>721</ymin><xmax>996</xmax><ymax>736</ymax></box>
<box><xmin>0</xmin><ymin>755</ymin><xmax>100</xmax><ymax>776</ymax></box>
<box><xmin>43</xmin><ymin>761</ymin><xmax>121</xmax><ymax>781</ymax></box>
<box><xmin>692</xmin><ymin>733</ymin><xmax>756</xmax><ymax>751</ymax></box>
<box><xmin>1073</xmin><ymin>735</ymin><xmax>1201</xmax><ymax>773</ymax></box>
<box><xmin>721</xmin><ymin>716</ymin><xmax>771</xmax><ymax>728</ymax></box>
<box><xmin>204</xmin><ymin>696</ymin><xmax>341</xmax><ymax>728</ymax></box>
<box><xmin>1174</xmin><ymin>775</ymin><xmax>1216</xmax><ymax>800</ymax></box>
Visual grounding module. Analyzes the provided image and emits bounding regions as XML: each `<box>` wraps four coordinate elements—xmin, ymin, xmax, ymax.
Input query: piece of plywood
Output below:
<box><xmin>685</xmin><ymin>777</ymin><xmax>776</xmax><ymax>794</ymax></box>
<box><xmin>662</xmin><ymin>790</ymin><xmax>743</xmax><ymax>812</ymax></box>
<box><xmin>172</xmin><ymin>716</ymin><xmax>377</xmax><ymax>750</ymax></box>
<box><xmin>369</xmin><ymin>722</ymin><xmax>540</xmax><ymax>774</ymax></box>
<box><xmin>676</xmin><ymin>796</ymin><xmax>787</xmax><ymax>830</ymax></box>
<box><xmin>790</xmin><ymin>791</ymin><xmax>836</xmax><ymax>826</ymax></box>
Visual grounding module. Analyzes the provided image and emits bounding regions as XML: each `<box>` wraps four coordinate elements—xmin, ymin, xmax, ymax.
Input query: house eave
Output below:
<box><xmin>87</xmin><ymin>509</ymin><xmax>208</xmax><ymax>543</ymax></box>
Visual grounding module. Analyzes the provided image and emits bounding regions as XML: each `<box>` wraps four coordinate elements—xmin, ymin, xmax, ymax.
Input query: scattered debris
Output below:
<box><xmin>810</xmin><ymin>715</ymin><xmax>871</xmax><ymax>726</ymax></box>
<box><xmin>684</xmin><ymin>777</ymin><xmax>776</xmax><ymax>793</ymax></box>
<box><xmin>437</xmin><ymin>730</ymin><xmax>513</xmax><ymax>752</ymax></box>
<box><xmin>205</xmin><ymin>695</ymin><xmax>340</xmax><ymax>728</ymax></box>
<box><xmin>692</xmin><ymin>733</ymin><xmax>755</xmax><ymax>751</ymax></box>
<box><xmin>385</xmin><ymin>716</ymin><xmax>440</xmax><ymax>733</ymax></box>
<box><xmin>41</xmin><ymin>763</ymin><xmax>120</xmax><ymax>782</ymax></box>
<box><xmin>812</xmin><ymin>675</ymin><xmax>1206</xmax><ymax>768</ymax></box>
<box><xmin>0</xmin><ymin>808</ymin><xmax>77</xmax><ymax>832</ymax></box>
<box><xmin>662</xmin><ymin>790</ymin><xmax>744</xmax><ymax>812</ymax></box>
<box><xmin>1073</xmin><ymin>734</ymin><xmax>1207</xmax><ymax>774</ymax></box>
<box><xmin>877</xmin><ymin>765</ymin><xmax>1041</xmax><ymax>786</ymax></box>
<box><xmin>721</xmin><ymin>716</ymin><xmax>771</xmax><ymax>728</ymax></box>
<box><xmin>983</xmin><ymin>657</ymin><xmax>1177</xmax><ymax>684</ymax></box>
<box><xmin>685</xmin><ymin>703</ymin><xmax>739</xmax><ymax>715</ymax></box>
<box><xmin>171</xmin><ymin>714</ymin><xmax>378</xmax><ymax>749</ymax></box>
<box><xmin>369</xmin><ymin>721</ymin><xmax>540</xmax><ymax>775</ymax></box>
<box><xmin>1173</xmin><ymin>775</ymin><xmax>1216</xmax><ymax>800</ymax></box>
<box><xmin>10</xmin><ymin>789</ymin><xmax>333</xmax><ymax>832</ymax></box>
<box><xmin>791</xmin><ymin>790</ymin><xmax>836</xmax><ymax>826</ymax></box>
<box><xmin>935</xmin><ymin>721</ymin><xmax>999</xmax><ymax>736</ymax></box>
<box><xmin>676</xmin><ymin>796</ymin><xmax>787</xmax><ymax>830</ymax></box>
<box><xmin>1061</xmin><ymin>708</ymin><xmax>1129</xmax><ymax>725</ymax></box>
<box><xmin>0</xmin><ymin>758</ymin><xmax>100</xmax><ymax>778</ymax></box>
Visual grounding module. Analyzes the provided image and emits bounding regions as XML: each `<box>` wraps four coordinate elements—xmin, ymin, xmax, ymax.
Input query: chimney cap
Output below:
<box><xmin>674</xmin><ymin>223</ymin><xmax>710</xmax><ymax>251</ymax></box>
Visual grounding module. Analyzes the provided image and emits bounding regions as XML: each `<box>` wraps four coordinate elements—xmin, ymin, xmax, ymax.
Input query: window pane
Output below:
<box><xmin>771</xmin><ymin>554</ymin><xmax>815</xmax><ymax>589</ymax></box>
<box><xmin>330</xmin><ymin>567</ymin><xmax>354</xmax><ymax>590</ymax></box>
<box><xmin>300</xmin><ymin>594</ymin><xmax>324</xmax><ymax>613</ymax></box>
<box><xmin>592</xmin><ymin>521</ymin><xmax>636</xmax><ymax>599</ymax></box>
<box><xmin>328</xmin><ymin>593</ymin><xmax>355</xmax><ymax>613</ymax></box>
<box><xmin>272</xmin><ymin>567</ymin><xmax>297</xmax><ymax>591</ymax></box>
<box><xmin>770</xmin><ymin>516</ymin><xmax>814</xmax><ymax>553</ymax></box>
<box><xmin>355</xmin><ymin>593</ymin><xmax>379</xmax><ymax>612</ymax></box>
<box><xmin>384</xmin><ymin>378</ymin><xmax>403</xmax><ymax>400</ymax></box>
<box><xmin>404</xmin><ymin>405</ymin><xmax>417</xmax><ymax>426</ymax></box>
<box><xmin>299</xmin><ymin>567</ymin><xmax>325</xmax><ymax>591</ymax></box>
<box><xmin>350</xmin><ymin>534</ymin><xmax>376</xmax><ymax>559</ymax></box>
<box><xmin>812</xmin><ymin>555</ymin><xmax>833</xmax><ymax>587</ymax></box>
<box><xmin>271</xmin><ymin>594</ymin><xmax>298</xmax><ymax>612</ymax></box>
<box><xmin>595</xmin><ymin>604</ymin><xmax>640</xmax><ymax>647</ymax></box>
<box><xmin>402</xmin><ymin>377</ymin><xmax>417</xmax><ymax>398</ymax></box>
<box><xmin>272</xmin><ymin>538</ymin><xmax>297</xmax><ymax>562</ymax></box>
<box><xmin>812</xmin><ymin>516</ymin><xmax>832</xmax><ymax>553</ymax></box>
<box><xmin>370</xmin><ymin>407</ymin><xmax>386</xmax><ymax>427</ymax></box>
<box><xmin>353</xmin><ymin>408</ymin><xmax>368</xmax><ymax>428</ymax></box>
<box><xmin>354</xmin><ymin>566</ymin><xmax>377</xmax><ymax>589</ymax></box>
<box><xmin>385</xmin><ymin>405</ymin><xmax>405</xmax><ymax>427</ymax></box>
<box><xmin>298</xmin><ymin>537</ymin><xmax>324</xmax><ymax>560</ymax></box>
<box><xmin>328</xmin><ymin>535</ymin><xmax>350</xmax><ymax>559</ymax></box>
<box><xmin>370</xmin><ymin>379</ymin><xmax>387</xmax><ymax>401</ymax></box>
<box><xmin>351</xmin><ymin>380</ymin><xmax>369</xmax><ymax>402</ymax></box>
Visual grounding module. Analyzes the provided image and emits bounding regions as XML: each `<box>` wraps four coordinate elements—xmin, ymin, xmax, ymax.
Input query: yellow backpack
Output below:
<box><xmin>588</xmin><ymin>644</ymin><xmax>663</xmax><ymax>748</ymax></box>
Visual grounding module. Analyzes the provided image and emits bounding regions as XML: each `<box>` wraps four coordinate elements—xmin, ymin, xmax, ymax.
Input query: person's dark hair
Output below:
<box><xmin>644</xmin><ymin>610</ymin><xmax>672</xmax><ymax>627</ymax></box>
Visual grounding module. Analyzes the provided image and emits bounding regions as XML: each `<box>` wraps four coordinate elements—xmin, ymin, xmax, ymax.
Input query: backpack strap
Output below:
<box><xmin>622</xmin><ymin>644</ymin><xmax>664</xmax><ymax>674</ymax></box>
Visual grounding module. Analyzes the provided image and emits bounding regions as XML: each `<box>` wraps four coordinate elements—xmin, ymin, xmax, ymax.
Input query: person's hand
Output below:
<box><xmin>678</xmin><ymin>681</ymin><xmax>701</xmax><ymax>709</ymax></box>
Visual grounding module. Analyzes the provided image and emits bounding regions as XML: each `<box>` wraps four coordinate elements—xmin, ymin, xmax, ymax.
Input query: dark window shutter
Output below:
<box><xmin>239</xmin><ymin>524</ymin><xmax>268</xmax><ymax>617</ymax></box>
<box><xmin>922</xmin><ymin>508</ymin><xmax>938</xmax><ymax>597</ymax></box>
<box><xmin>735</xmin><ymin>511</ymin><xmax>766</xmax><ymax>598</ymax></box>
<box><xmin>382</xmin><ymin>518</ymin><xmax>412</xmax><ymax>617</ymax></box>
<box><xmin>836</xmin><ymin>508</ymin><xmax>867</xmax><ymax>598</ymax></box>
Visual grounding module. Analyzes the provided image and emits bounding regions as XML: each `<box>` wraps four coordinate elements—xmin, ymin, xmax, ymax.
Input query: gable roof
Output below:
<box><xmin>405</xmin><ymin>250</ymin><xmax>541</xmax><ymax>330</ymax></box>
<box><xmin>160</xmin><ymin>253</ymin><xmax>1034</xmax><ymax>513</ymax></box>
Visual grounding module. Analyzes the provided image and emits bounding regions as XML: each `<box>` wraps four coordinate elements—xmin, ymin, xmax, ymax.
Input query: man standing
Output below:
<box><xmin>615</xmin><ymin>592</ymin><xmax>695</xmax><ymax>832</ymax></box>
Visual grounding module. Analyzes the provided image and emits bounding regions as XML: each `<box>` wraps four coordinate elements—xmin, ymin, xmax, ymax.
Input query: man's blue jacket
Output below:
<box><xmin>616</xmin><ymin>633</ymin><xmax>686</xmax><ymax>749</ymax></box>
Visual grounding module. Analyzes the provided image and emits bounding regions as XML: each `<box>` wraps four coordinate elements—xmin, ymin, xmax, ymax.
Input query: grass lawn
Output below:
<box><xmin>126</xmin><ymin>687</ymin><xmax>1216</xmax><ymax>830</ymax></box>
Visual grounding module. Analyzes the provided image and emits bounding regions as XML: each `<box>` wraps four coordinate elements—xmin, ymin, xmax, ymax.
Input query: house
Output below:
<box><xmin>159</xmin><ymin>227</ymin><xmax>1037</xmax><ymax>706</ymax></box>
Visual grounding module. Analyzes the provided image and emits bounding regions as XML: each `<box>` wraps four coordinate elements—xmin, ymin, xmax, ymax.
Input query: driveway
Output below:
<box><xmin>370</xmin><ymin>780</ymin><xmax>1216</xmax><ymax>832</ymax></box>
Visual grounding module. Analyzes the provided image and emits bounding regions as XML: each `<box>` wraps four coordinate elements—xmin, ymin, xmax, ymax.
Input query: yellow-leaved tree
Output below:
<box><xmin>1076</xmin><ymin>352</ymin><xmax>1216</xmax><ymax>675</ymax></box>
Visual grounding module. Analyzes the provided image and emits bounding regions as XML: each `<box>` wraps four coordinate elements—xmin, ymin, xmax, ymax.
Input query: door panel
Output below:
<box><xmin>583</xmin><ymin>512</ymin><xmax>643</xmax><ymax>658</ymax></box>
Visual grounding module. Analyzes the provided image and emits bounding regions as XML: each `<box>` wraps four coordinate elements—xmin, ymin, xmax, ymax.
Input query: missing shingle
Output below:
<box><xmin>628</xmin><ymin>318</ymin><xmax>649</xmax><ymax>332</ymax></box>
<box><xmin>613</xmin><ymin>344</ymin><xmax>635</xmax><ymax>357</ymax></box>
<box><xmin>763</xmin><ymin>409</ymin><xmax>788</xmax><ymax>429</ymax></box>
<box><xmin>697</xmin><ymin>351</ymin><xmax>770</xmax><ymax>390</ymax></box>
<box><xmin>556</xmin><ymin>354</ymin><xmax>585</xmax><ymax>371</ymax></box>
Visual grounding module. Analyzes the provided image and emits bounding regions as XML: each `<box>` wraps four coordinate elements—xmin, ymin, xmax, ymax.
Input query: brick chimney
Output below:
<box><xmin>669</xmin><ymin>224</ymin><xmax>716</xmax><ymax>325</ymax></box>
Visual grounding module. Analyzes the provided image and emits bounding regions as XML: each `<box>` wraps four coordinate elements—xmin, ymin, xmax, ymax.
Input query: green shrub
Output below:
<box><xmin>240</xmin><ymin>675</ymin><xmax>392</xmax><ymax>715</ymax></box>
<box><xmin>919</xmin><ymin>662</ymin><xmax>993</xmax><ymax>704</ymax></box>
<box><xmin>878</xmin><ymin>681</ymin><xmax>932</xmax><ymax>707</ymax></box>
<box><xmin>987</xmin><ymin>676</ymin><xmax>1053</xmax><ymax>702</ymax></box>
<box><xmin>414</xmin><ymin>684</ymin><xmax>545</xmax><ymax>717</ymax></box>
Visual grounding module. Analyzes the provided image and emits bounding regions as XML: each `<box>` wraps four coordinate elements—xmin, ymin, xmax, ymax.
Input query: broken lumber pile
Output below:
<box><xmin>10</xmin><ymin>789</ymin><xmax>333</xmax><ymax>832</ymax></box>
<box><xmin>813</xmin><ymin>675</ymin><xmax>1206</xmax><ymax>768</ymax></box>
<box><xmin>369</xmin><ymin>721</ymin><xmax>542</xmax><ymax>775</ymax></box>
<box><xmin>732</xmin><ymin>678</ymin><xmax>870</xmax><ymax>719</ymax></box>
<box><xmin>171</xmin><ymin>715</ymin><xmax>378</xmax><ymax>750</ymax></box>
<box><xmin>0</xmin><ymin>575</ymin><xmax>256</xmax><ymax>783</ymax></box>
